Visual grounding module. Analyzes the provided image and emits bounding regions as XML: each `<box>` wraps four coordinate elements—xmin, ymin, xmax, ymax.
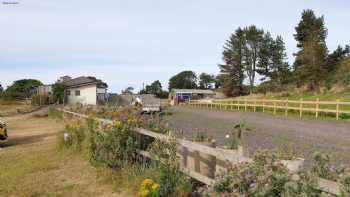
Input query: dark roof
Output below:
<box><xmin>171</xmin><ymin>89</ymin><xmax>215</xmax><ymax>94</ymax></box>
<box><xmin>64</xmin><ymin>76</ymin><xmax>107</xmax><ymax>88</ymax></box>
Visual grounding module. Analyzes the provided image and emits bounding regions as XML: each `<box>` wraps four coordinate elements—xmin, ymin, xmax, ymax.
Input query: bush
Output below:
<box><xmin>149</xmin><ymin>137</ymin><xmax>191</xmax><ymax>196</ymax></box>
<box><xmin>89</xmin><ymin>118</ymin><xmax>139</xmax><ymax>169</ymax></box>
<box><xmin>209</xmin><ymin>150</ymin><xmax>326</xmax><ymax>196</ymax></box>
<box><xmin>58</xmin><ymin>120</ymin><xmax>86</xmax><ymax>151</ymax></box>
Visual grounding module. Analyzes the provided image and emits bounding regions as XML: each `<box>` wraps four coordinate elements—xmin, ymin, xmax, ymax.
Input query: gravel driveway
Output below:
<box><xmin>169</xmin><ymin>106</ymin><xmax>350</xmax><ymax>166</ymax></box>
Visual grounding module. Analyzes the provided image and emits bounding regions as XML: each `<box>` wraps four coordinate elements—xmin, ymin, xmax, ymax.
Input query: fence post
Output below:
<box><xmin>254</xmin><ymin>100</ymin><xmax>256</xmax><ymax>112</ymax></box>
<box><xmin>315</xmin><ymin>98</ymin><xmax>319</xmax><ymax>119</ymax></box>
<box><xmin>273</xmin><ymin>101</ymin><xmax>276</xmax><ymax>115</ymax></box>
<box><xmin>262</xmin><ymin>99</ymin><xmax>265</xmax><ymax>113</ymax></box>
<box><xmin>237</xmin><ymin>100</ymin><xmax>240</xmax><ymax>111</ymax></box>
<box><xmin>299</xmin><ymin>98</ymin><xmax>303</xmax><ymax>118</ymax></box>
<box><xmin>285</xmin><ymin>99</ymin><xmax>288</xmax><ymax>116</ymax></box>
<box><xmin>244</xmin><ymin>99</ymin><xmax>247</xmax><ymax>112</ymax></box>
<box><xmin>336</xmin><ymin>99</ymin><xmax>340</xmax><ymax>120</ymax></box>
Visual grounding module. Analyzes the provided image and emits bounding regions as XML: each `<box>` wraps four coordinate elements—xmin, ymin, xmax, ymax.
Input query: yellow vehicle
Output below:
<box><xmin>0</xmin><ymin>118</ymin><xmax>8</xmax><ymax>141</ymax></box>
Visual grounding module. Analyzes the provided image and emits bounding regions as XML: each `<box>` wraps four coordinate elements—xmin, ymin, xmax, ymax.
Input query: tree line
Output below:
<box><xmin>219</xmin><ymin>9</ymin><xmax>349</xmax><ymax>96</ymax></box>
<box><xmin>167</xmin><ymin>9</ymin><xmax>350</xmax><ymax>97</ymax></box>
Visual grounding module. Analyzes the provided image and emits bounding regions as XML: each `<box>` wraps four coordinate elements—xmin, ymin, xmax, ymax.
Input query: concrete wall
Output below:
<box><xmin>67</xmin><ymin>84</ymin><xmax>97</xmax><ymax>105</ymax></box>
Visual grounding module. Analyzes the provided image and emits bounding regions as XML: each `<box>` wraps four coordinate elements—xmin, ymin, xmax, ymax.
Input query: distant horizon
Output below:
<box><xmin>1</xmin><ymin>0</ymin><xmax>349</xmax><ymax>93</ymax></box>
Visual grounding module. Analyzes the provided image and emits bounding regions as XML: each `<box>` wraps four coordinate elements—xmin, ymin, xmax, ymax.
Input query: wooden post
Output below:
<box><xmin>285</xmin><ymin>99</ymin><xmax>288</xmax><ymax>116</ymax></box>
<box><xmin>273</xmin><ymin>101</ymin><xmax>276</xmax><ymax>115</ymax></box>
<box><xmin>299</xmin><ymin>98</ymin><xmax>303</xmax><ymax>118</ymax></box>
<box><xmin>244</xmin><ymin>99</ymin><xmax>247</xmax><ymax>112</ymax></box>
<box><xmin>262</xmin><ymin>99</ymin><xmax>265</xmax><ymax>113</ymax></box>
<box><xmin>315</xmin><ymin>98</ymin><xmax>319</xmax><ymax>119</ymax></box>
<box><xmin>254</xmin><ymin>100</ymin><xmax>256</xmax><ymax>112</ymax></box>
<box><xmin>180</xmin><ymin>145</ymin><xmax>189</xmax><ymax>169</ymax></box>
<box><xmin>237</xmin><ymin>100</ymin><xmax>240</xmax><ymax>111</ymax></box>
<box><xmin>336</xmin><ymin>99</ymin><xmax>340</xmax><ymax>120</ymax></box>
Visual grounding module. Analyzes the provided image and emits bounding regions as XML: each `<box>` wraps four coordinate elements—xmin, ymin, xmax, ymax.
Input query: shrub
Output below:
<box><xmin>58</xmin><ymin>120</ymin><xmax>86</xmax><ymax>151</ymax></box>
<box><xmin>210</xmin><ymin>150</ymin><xmax>325</xmax><ymax>196</ymax></box>
<box><xmin>224</xmin><ymin>121</ymin><xmax>250</xmax><ymax>149</ymax></box>
<box><xmin>89</xmin><ymin>118</ymin><xmax>139</xmax><ymax>169</ymax></box>
<box><xmin>149</xmin><ymin>137</ymin><xmax>191</xmax><ymax>196</ymax></box>
<box><xmin>341</xmin><ymin>173</ymin><xmax>350</xmax><ymax>195</ymax></box>
<box><xmin>312</xmin><ymin>152</ymin><xmax>339</xmax><ymax>181</ymax></box>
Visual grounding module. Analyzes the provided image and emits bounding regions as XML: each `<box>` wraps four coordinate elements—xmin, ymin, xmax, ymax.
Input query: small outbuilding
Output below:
<box><xmin>64</xmin><ymin>76</ymin><xmax>108</xmax><ymax>105</ymax></box>
<box><xmin>169</xmin><ymin>89</ymin><xmax>215</xmax><ymax>105</ymax></box>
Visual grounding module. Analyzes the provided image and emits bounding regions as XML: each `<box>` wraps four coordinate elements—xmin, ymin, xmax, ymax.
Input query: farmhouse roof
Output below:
<box><xmin>64</xmin><ymin>76</ymin><xmax>107</xmax><ymax>88</ymax></box>
<box><xmin>172</xmin><ymin>89</ymin><xmax>215</xmax><ymax>95</ymax></box>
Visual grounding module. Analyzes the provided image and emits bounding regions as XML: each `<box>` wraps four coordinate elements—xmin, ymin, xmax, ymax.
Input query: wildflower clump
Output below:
<box><xmin>89</xmin><ymin>116</ymin><xmax>139</xmax><ymax>169</ymax></box>
<box><xmin>139</xmin><ymin>179</ymin><xmax>160</xmax><ymax>197</ymax></box>
<box><xmin>60</xmin><ymin>120</ymin><xmax>86</xmax><ymax>151</ymax></box>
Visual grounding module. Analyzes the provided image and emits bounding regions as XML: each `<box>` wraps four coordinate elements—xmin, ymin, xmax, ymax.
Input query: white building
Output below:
<box><xmin>64</xmin><ymin>76</ymin><xmax>108</xmax><ymax>105</ymax></box>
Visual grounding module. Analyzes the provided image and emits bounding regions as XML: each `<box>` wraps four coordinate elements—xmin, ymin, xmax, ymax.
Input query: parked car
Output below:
<box><xmin>135</xmin><ymin>95</ymin><xmax>161</xmax><ymax>114</ymax></box>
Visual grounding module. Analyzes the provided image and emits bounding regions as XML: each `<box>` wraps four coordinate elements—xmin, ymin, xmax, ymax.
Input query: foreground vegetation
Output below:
<box><xmin>53</xmin><ymin>107</ymin><xmax>191</xmax><ymax>197</ymax></box>
<box><xmin>61</xmin><ymin>106</ymin><xmax>350</xmax><ymax>196</ymax></box>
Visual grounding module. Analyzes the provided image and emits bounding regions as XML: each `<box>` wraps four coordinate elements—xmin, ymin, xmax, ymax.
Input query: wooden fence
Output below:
<box><xmin>58</xmin><ymin>109</ymin><xmax>344</xmax><ymax>195</ymax></box>
<box><xmin>184</xmin><ymin>98</ymin><xmax>350</xmax><ymax>120</ymax></box>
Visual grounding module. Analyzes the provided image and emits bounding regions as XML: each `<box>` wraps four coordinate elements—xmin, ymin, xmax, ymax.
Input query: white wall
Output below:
<box><xmin>67</xmin><ymin>84</ymin><xmax>97</xmax><ymax>105</ymax></box>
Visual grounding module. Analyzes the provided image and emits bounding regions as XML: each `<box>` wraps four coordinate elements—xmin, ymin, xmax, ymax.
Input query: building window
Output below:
<box><xmin>75</xmin><ymin>90</ymin><xmax>80</xmax><ymax>96</ymax></box>
<box><xmin>66</xmin><ymin>90</ymin><xmax>71</xmax><ymax>96</ymax></box>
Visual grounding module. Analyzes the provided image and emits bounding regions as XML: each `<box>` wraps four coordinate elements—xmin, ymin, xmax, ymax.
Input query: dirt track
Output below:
<box><xmin>169</xmin><ymin>106</ymin><xmax>350</xmax><ymax>166</ymax></box>
<box><xmin>0</xmin><ymin>107</ymin><xmax>61</xmax><ymax>149</ymax></box>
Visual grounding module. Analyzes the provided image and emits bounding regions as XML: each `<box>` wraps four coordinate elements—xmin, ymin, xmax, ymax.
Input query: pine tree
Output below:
<box><xmin>243</xmin><ymin>26</ymin><xmax>264</xmax><ymax>92</ymax></box>
<box><xmin>294</xmin><ymin>9</ymin><xmax>328</xmax><ymax>90</ymax></box>
<box><xmin>296</xmin><ymin>32</ymin><xmax>328</xmax><ymax>90</ymax></box>
<box><xmin>218</xmin><ymin>28</ymin><xmax>246</xmax><ymax>96</ymax></box>
<box><xmin>270</xmin><ymin>36</ymin><xmax>290</xmax><ymax>84</ymax></box>
<box><xmin>256</xmin><ymin>34</ymin><xmax>290</xmax><ymax>87</ymax></box>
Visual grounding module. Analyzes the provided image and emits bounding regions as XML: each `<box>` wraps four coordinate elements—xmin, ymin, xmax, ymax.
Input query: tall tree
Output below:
<box><xmin>243</xmin><ymin>25</ymin><xmax>265</xmax><ymax>92</ymax></box>
<box><xmin>5</xmin><ymin>79</ymin><xmax>42</xmax><ymax>98</ymax></box>
<box><xmin>168</xmin><ymin>71</ymin><xmax>197</xmax><ymax>90</ymax></box>
<box><xmin>199</xmin><ymin>73</ymin><xmax>215</xmax><ymax>89</ymax></box>
<box><xmin>257</xmin><ymin>35</ymin><xmax>290</xmax><ymax>84</ymax></box>
<box><xmin>52</xmin><ymin>82</ymin><xmax>65</xmax><ymax>104</ymax></box>
<box><xmin>219</xmin><ymin>28</ymin><xmax>246</xmax><ymax>96</ymax></box>
<box><xmin>294</xmin><ymin>9</ymin><xmax>328</xmax><ymax>90</ymax></box>
<box><xmin>297</xmin><ymin>32</ymin><xmax>328</xmax><ymax>90</ymax></box>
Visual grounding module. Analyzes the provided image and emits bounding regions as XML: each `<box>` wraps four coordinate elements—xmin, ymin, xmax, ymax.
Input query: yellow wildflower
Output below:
<box><xmin>114</xmin><ymin>120</ymin><xmax>122</xmax><ymax>128</ymax></box>
<box><xmin>141</xmin><ymin>179</ymin><xmax>154</xmax><ymax>187</ymax></box>
<box><xmin>152</xmin><ymin>183</ymin><xmax>160</xmax><ymax>191</ymax></box>
<box><xmin>106</xmin><ymin>123</ymin><xmax>113</xmax><ymax>129</ymax></box>
<box><xmin>139</xmin><ymin>189</ymin><xmax>150</xmax><ymax>197</ymax></box>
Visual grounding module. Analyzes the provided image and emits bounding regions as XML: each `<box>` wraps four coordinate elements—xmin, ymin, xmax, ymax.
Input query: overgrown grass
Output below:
<box><xmin>0</xmin><ymin>115</ymin><xmax>124</xmax><ymax>197</ymax></box>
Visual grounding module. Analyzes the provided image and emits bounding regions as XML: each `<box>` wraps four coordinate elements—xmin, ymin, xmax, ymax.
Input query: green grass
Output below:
<box><xmin>212</xmin><ymin>89</ymin><xmax>350</xmax><ymax>120</ymax></box>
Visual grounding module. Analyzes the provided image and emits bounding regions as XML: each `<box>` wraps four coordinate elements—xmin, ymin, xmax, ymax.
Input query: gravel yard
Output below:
<box><xmin>169</xmin><ymin>106</ymin><xmax>350</xmax><ymax>166</ymax></box>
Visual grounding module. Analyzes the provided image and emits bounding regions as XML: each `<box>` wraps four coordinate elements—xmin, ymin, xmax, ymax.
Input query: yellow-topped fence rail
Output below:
<box><xmin>183</xmin><ymin>98</ymin><xmax>350</xmax><ymax>120</ymax></box>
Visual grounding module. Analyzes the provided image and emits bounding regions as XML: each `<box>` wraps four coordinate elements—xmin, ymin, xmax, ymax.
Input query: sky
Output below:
<box><xmin>1</xmin><ymin>0</ymin><xmax>349</xmax><ymax>93</ymax></box>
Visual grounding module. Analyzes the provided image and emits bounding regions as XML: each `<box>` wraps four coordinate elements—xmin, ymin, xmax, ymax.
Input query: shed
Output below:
<box><xmin>169</xmin><ymin>89</ymin><xmax>215</xmax><ymax>105</ymax></box>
